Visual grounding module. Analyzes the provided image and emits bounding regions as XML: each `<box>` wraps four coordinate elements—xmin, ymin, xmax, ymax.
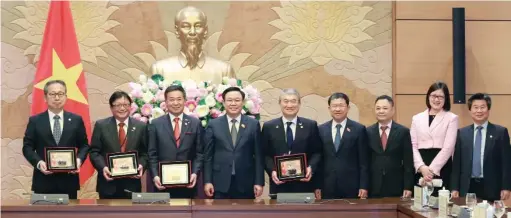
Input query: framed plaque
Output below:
<box><xmin>45</xmin><ymin>147</ymin><xmax>77</xmax><ymax>172</ymax></box>
<box><xmin>159</xmin><ymin>161</ymin><xmax>191</xmax><ymax>187</ymax></box>
<box><xmin>107</xmin><ymin>151</ymin><xmax>139</xmax><ymax>178</ymax></box>
<box><xmin>274</xmin><ymin>153</ymin><xmax>307</xmax><ymax>181</ymax></box>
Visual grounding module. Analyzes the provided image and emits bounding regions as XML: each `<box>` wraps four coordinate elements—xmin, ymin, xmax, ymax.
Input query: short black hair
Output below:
<box><xmin>164</xmin><ymin>85</ymin><xmax>186</xmax><ymax>99</ymax></box>
<box><xmin>426</xmin><ymin>81</ymin><xmax>451</xmax><ymax>111</ymax></box>
<box><xmin>222</xmin><ymin>87</ymin><xmax>245</xmax><ymax>101</ymax></box>
<box><xmin>109</xmin><ymin>91</ymin><xmax>132</xmax><ymax>107</ymax></box>
<box><xmin>375</xmin><ymin>95</ymin><xmax>394</xmax><ymax>106</ymax></box>
<box><xmin>328</xmin><ymin>92</ymin><xmax>349</xmax><ymax>106</ymax></box>
<box><xmin>43</xmin><ymin>80</ymin><xmax>67</xmax><ymax>95</ymax></box>
<box><xmin>468</xmin><ymin>93</ymin><xmax>492</xmax><ymax>110</ymax></box>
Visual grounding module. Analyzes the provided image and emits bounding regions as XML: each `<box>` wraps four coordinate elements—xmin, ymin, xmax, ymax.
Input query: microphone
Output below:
<box><xmin>124</xmin><ymin>189</ymin><xmax>133</xmax><ymax>194</ymax></box>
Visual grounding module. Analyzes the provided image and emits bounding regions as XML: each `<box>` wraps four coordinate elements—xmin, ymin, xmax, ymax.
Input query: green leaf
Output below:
<box><xmin>151</xmin><ymin>74</ymin><xmax>164</xmax><ymax>83</ymax></box>
<box><xmin>237</xmin><ymin>79</ymin><xmax>242</xmax><ymax>87</ymax></box>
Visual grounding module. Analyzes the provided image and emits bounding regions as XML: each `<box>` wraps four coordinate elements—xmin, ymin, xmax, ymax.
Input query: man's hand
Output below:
<box><xmin>271</xmin><ymin>171</ymin><xmax>285</xmax><ymax>185</ymax></box>
<box><xmin>187</xmin><ymin>173</ymin><xmax>197</xmax><ymax>188</ymax></box>
<box><xmin>254</xmin><ymin>185</ymin><xmax>263</xmax><ymax>198</ymax></box>
<box><xmin>103</xmin><ymin>167</ymin><xmax>114</xmax><ymax>181</ymax></box>
<box><xmin>501</xmin><ymin>190</ymin><xmax>510</xmax><ymax>200</ymax></box>
<box><xmin>358</xmin><ymin>189</ymin><xmax>368</xmax><ymax>199</ymax></box>
<box><xmin>314</xmin><ymin>189</ymin><xmax>322</xmax><ymax>200</ymax></box>
<box><xmin>299</xmin><ymin>166</ymin><xmax>312</xmax><ymax>182</ymax></box>
<box><xmin>37</xmin><ymin>161</ymin><xmax>53</xmax><ymax>175</ymax></box>
<box><xmin>204</xmin><ymin>183</ymin><xmax>215</xmax><ymax>197</ymax></box>
<box><xmin>153</xmin><ymin>176</ymin><xmax>166</xmax><ymax>190</ymax></box>
<box><xmin>70</xmin><ymin>158</ymin><xmax>81</xmax><ymax>174</ymax></box>
<box><xmin>402</xmin><ymin>190</ymin><xmax>412</xmax><ymax>198</ymax></box>
<box><xmin>132</xmin><ymin>165</ymin><xmax>143</xmax><ymax>179</ymax></box>
<box><xmin>452</xmin><ymin>191</ymin><xmax>460</xmax><ymax>198</ymax></box>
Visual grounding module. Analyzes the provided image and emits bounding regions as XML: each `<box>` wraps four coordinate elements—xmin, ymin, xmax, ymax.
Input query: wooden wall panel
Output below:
<box><xmin>395</xmin><ymin>95</ymin><xmax>511</xmax><ymax>129</ymax></box>
<box><xmin>396</xmin><ymin>1</ymin><xmax>511</xmax><ymax>21</ymax></box>
<box><xmin>396</xmin><ymin>21</ymin><xmax>511</xmax><ymax>94</ymax></box>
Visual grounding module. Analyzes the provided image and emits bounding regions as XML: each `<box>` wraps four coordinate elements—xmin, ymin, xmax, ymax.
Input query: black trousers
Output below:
<box><xmin>415</xmin><ymin>148</ymin><xmax>452</xmax><ymax>197</ymax></box>
<box><xmin>468</xmin><ymin>178</ymin><xmax>496</xmax><ymax>201</ymax></box>
<box><xmin>214</xmin><ymin>175</ymin><xmax>254</xmax><ymax>199</ymax></box>
<box><xmin>161</xmin><ymin>187</ymin><xmax>195</xmax><ymax>199</ymax></box>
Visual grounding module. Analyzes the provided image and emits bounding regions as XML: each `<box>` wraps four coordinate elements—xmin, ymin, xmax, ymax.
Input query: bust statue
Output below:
<box><xmin>150</xmin><ymin>6</ymin><xmax>235</xmax><ymax>84</ymax></box>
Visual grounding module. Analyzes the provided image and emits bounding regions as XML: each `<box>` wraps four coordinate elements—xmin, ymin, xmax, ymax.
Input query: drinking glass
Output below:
<box><xmin>465</xmin><ymin>193</ymin><xmax>477</xmax><ymax>210</ymax></box>
<box><xmin>493</xmin><ymin>200</ymin><xmax>505</xmax><ymax>218</ymax></box>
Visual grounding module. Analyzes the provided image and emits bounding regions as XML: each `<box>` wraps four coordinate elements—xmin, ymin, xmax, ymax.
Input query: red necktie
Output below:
<box><xmin>174</xmin><ymin>117</ymin><xmax>181</xmax><ymax>147</ymax></box>
<box><xmin>119</xmin><ymin>123</ymin><xmax>126</xmax><ymax>152</ymax></box>
<box><xmin>380</xmin><ymin>126</ymin><xmax>388</xmax><ymax>150</ymax></box>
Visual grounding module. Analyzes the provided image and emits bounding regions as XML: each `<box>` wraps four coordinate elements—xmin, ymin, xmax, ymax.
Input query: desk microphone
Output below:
<box><xmin>124</xmin><ymin>189</ymin><xmax>133</xmax><ymax>193</ymax></box>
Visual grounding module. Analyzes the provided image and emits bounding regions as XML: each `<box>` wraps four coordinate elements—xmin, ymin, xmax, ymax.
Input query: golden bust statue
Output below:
<box><xmin>150</xmin><ymin>6</ymin><xmax>235</xmax><ymax>84</ymax></box>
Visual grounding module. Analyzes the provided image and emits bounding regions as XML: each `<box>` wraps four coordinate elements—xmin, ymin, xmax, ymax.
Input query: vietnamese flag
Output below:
<box><xmin>31</xmin><ymin>0</ymin><xmax>94</xmax><ymax>186</ymax></box>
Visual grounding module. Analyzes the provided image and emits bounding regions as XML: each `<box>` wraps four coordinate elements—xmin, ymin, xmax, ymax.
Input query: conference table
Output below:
<box><xmin>2</xmin><ymin>198</ymin><xmax>509</xmax><ymax>218</ymax></box>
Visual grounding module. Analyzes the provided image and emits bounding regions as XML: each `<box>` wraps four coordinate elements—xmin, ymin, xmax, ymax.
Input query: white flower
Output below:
<box><xmin>182</xmin><ymin>79</ymin><xmax>197</xmax><ymax>90</ymax></box>
<box><xmin>196</xmin><ymin>105</ymin><xmax>209</xmax><ymax>118</ymax></box>
<box><xmin>205</xmin><ymin>94</ymin><xmax>216</xmax><ymax>107</ymax></box>
<box><xmin>139</xmin><ymin>74</ymin><xmax>147</xmax><ymax>83</ymax></box>
<box><xmin>201</xmin><ymin>120</ymin><xmax>207</xmax><ymax>127</ymax></box>
<box><xmin>141</xmin><ymin>83</ymin><xmax>149</xmax><ymax>92</ymax></box>
<box><xmin>198</xmin><ymin>81</ymin><xmax>206</xmax><ymax>89</ymax></box>
<box><xmin>216</xmin><ymin>84</ymin><xmax>229</xmax><ymax>94</ymax></box>
<box><xmin>222</xmin><ymin>77</ymin><xmax>229</xmax><ymax>84</ymax></box>
<box><xmin>151</xmin><ymin>107</ymin><xmax>165</xmax><ymax>119</ymax></box>
<box><xmin>142</xmin><ymin>91</ymin><xmax>154</xmax><ymax>104</ymax></box>
<box><xmin>244</xmin><ymin>99</ymin><xmax>254</xmax><ymax>110</ymax></box>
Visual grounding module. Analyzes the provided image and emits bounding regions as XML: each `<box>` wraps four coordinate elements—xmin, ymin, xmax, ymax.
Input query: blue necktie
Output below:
<box><xmin>472</xmin><ymin>126</ymin><xmax>483</xmax><ymax>178</ymax></box>
<box><xmin>286</xmin><ymin>122</ymin><xmax>293</xmax><ymax>151</ymax></box>
<box><xmin>334</xmin><ymin>124</ymin><xmax>342</xmax><ymax>151</ymax></box>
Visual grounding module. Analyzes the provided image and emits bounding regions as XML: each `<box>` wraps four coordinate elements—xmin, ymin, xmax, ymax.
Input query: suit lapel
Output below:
<box><xmin>385</xmin><ymin>124</ymin><xmax>399</xmax><ymax>152</ymax></box>
<box><xmin>429</xmin><ymin>110</ymin><xmax>446</xmax><ymax>134</ymax></box>
<box><xmin>337</xmin><ymin>119</ymin><xmax>351</xmax><ymax>154</ymax></box>
<box><xmin>483</xmin><ymin>123</ymin><xmax>495</xmax><ymax>168</ymax></box>
<box><xmin>125</xmin><ymin>118</ymin><xmax>136</xmax><ymax>151</ymax></box>
<box><xmin>235</xmin><ymin>115</ymin><xmax>246</xmax><ymax>147</ymax></box>
<box><xmin>370</xmin><ymin>124</ymin><xmax>383</xmax><ymax>153</ymax></box>
<box><xmin>107</xmin><ymin>117</ymin><xmax>121</xmax><ymax>152</ymax></box>
<box><xmin>323</xmin><ymin>121</ymin><xmax>336</xmax><ymax>154</ymax></box>
<box><xmin>163</xmin><ymin>114</ymin><xmax>178</xmax><ymax>147</ymax></box>
<box><xmin>221</xmin><ymin>116</ymin><xmax>235</xmax><ymax>150</ymax></box>
<box><xmin>42</xmin><ymin>111</ymin><xmax>57</xmax><ymax>146</ymax></box>
<box><xmin>179</xmin><ymin>115</ymin><xmax>191</xmax><ymax>148</ymax></box>
<box><xmin>291</xmin><ymin>118</ymin><xmax>305</xmax><ymax>152</ymax></box>
<box><xmin>466</xmin><ymin>125</ymin><xmax>474</xmax><ymax>166</ymax></box>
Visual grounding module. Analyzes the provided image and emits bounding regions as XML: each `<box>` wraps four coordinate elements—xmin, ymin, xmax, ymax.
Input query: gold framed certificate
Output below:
<box><xmin>45</xmin><ymin>147</ymin><xmax>77</xmax><ymax>172</ymax></box>
<box><xmin>274</xmin><ymin>153</ymin><xmax>307</xmax><ymax>181</ymax></box>
<box><xmin>159</xmin><ymin>161</ymin><xmax>191</xmax><ymax>187</ymax></box>
<box><xmin>107</xmin><ymin>151</ymin><xmax>139</xmax><ymax>178</ymax></box>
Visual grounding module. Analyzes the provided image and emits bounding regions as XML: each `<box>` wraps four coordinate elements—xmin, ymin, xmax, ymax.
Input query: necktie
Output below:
<box><xmin>53</xmin><ymin>115</ymin><xmax>61</xmax><ymax>144</ymax></box>
<box><xmin>286</xmin><ymin>122</ymin><xmax>294</xmax><ymax>151</ymax></box>
<box><xmin>381</xmin><ymin>126</ymin><xmax>389</xmax><ymax>151</ymax></box>
<box><xmin>472</xmin><ymin>126</ymin><xmax>483</xmax><ymax>178</ymax></box>
<box><xmin>118</xmin><ymin>123</ymin><xmax>126</xmax><ymax>152</ymax></box>
<box><xmin>334</xmin><ymin>124</ymin><xmax>342</xmax><ymax>151</ymax></box>
<box><xmin>230</xmin><ymin>119</ymin><xmax>238</xmax><ymax>146</ymax></box>
<box><xmin>174</xmin><ymin>117</ymin><xmax>181</xmax><ymax>148</ymax></box>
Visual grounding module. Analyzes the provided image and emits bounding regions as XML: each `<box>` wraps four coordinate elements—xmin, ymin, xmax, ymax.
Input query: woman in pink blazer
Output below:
<box><xmin>410</xmin><ymin>82</ymin><xmax>459</xmax><ymax>195</ymax></box>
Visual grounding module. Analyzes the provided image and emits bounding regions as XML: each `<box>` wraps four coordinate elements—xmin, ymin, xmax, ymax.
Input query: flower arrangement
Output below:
<box><xmin>128</xmin><ymin>74</ymin><xmax>262</xmax><ymax>127</ymax></box>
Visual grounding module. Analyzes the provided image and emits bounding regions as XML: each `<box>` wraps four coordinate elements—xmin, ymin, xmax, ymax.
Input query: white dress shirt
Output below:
<box><xmin>116</xmin><ymin>117</ymin><xmax>129</xmax><ymax>134</ymax></box>
<box><xmin>48</xmin><ymin>110</ymin><xmax>64</xmax><ymax>134</ymax></box>
<box><xmin>169</xmin><ymin>113</ymin><xmax>184</xmax><ymax>130</ymax></box>
<box><xmin>227</xmin><ymin>114</ymin><xmax>241</xmax><ymax>132</ymax></box>
<box><xmin>473</xmin><ymin>121</ymin><xmax>488</xmax><ymax>178</ymax></box>
<box><xmin>282</xmin><ymin>116</ymin><xmax>297</xmax><ymax>141</ymax></box>
<box><xmin>331</xmin><ymin>118</ymin><xmax>348</xmax><ymax>143</ymax></box>
<box><xmin>378</xmin><ymin>120</ymin><xmax>393</xmax><ymax>137</ymax></box>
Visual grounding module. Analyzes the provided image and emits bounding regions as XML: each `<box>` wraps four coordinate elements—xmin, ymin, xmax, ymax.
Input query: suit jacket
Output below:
<box><xmin>410</xmin><ymin>110</ymin><xmax>458</xmax><ymax>175</ymax></box>
<box><xmin>22</xmin><ymin>110</ymin><xmax>89</xmax><ymax>193</ymax></box>
<box><xmin>450</xmin><ymin>122</ymin><xmax>511</xmax><ymax>200</ymax></box>
<box><xmin>367</xmin><ymin>121</ymin><xmax>414</xmax><ymax>197</ymax></box>
<box><xmin>262</xmin><ymin>117</ymin><xmax>322</xmax><ymax>194</ymax></box>
<box><xmin>148</xmin><ymin>114</ymin><xmax>203</xmax><ymax>179</ymax></box>
<box><xmin>203</xmin><ymin>115</ymin><xmax>264</xmax><ymax>194</ymax></box>
<box><xmin>89</xmin><ymin>117</ymin><xmax>148</xmax><ymax>196</ymax></box>
<box><xmin>318</xmin><ymin>119</ymin><xmax>369</xmax><ymax>198</ymax></box>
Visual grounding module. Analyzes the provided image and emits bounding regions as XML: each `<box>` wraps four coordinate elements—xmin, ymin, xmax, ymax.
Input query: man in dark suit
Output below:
<box><xmin>262</xmin><ymin>88</ymin><xmax>321</xmax><ymax>198</ymax></box>
<box><xmin>148</xmin><ymin>85</ymin><xmax>203</xmax><ymax>198</ymax></box>
<box><xmin>367</xmin><ymin>95</ymin><xmax>414</xmax><ymax>198</ymax></box>
<box><xmin>22</xmin><ymin>80</ymin><xmax>89</xmax><ymax>199</ymax></box>
<box><xmin>89</xmin><ymin>91</ymin><xmax>148</xmax><ymax>199</ymax></box>
<box><xmin>451</xmin><ymin>93</ymin><xmax>511</xmax><ymax>201</ymax></box>
<box><xmin>317</xmin><ymin>92</ymin><xmax>369</xmax><ymax>199</ymax></box>
<box><xmin>204</xmin><ymin>87</ymin><xmax>264</xmax><ymax>199</ymax></box>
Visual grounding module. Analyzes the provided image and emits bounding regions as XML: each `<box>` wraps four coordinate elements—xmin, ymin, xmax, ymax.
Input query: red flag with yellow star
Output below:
<box><xmin>31</xmin><ymin>0</ymin><xmax>94</xmax><ymax>186</ymax></box>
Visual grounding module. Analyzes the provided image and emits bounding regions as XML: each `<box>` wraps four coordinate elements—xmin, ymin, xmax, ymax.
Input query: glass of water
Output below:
<box><xmin>493</xmin><ymin>200</ymin><xmax>505</xmax><ymax>218</ymax></box>
<box><xmin>465</xmin><ymin>193</ymin><xmax>477</xmax><ymax>210</ymax></box>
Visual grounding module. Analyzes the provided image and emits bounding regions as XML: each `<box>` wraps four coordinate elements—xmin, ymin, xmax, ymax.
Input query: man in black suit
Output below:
<box><xmin>22</xmin><ymin>80</ymin><xmax>89</xmax><ymax>199</ymax></box>
<box><xmin>204</xmin><ymin>87</ymin><xmax>264</xmax><ymax>199</ymax></box>
<box><xmin>148</xmin><ymin>85</ymin><xmax>203</xmax><ymax>198</ymax></box>
<box><xmin>262</xmin><ymin>88</ymin><xmax>321</xmax><ymax>198</ymax></box>
<box><xmin>451</xmin><ymin>93</ymin><xmax>511</xmax><ymax>201</ymax></box>
<box><xmin>367</xmin><ymin>95</ymin><xmax>414</xmax><ymax>198</ymax></box>
<box><xmin>317</xmin><ymin>92</ymin><xmax>369</xmax><ymax>199</ymax></box>
<box><xmin>89</xmin><ymin>91</ymin><xmax>148</xmax><ymax>199</ymax></box>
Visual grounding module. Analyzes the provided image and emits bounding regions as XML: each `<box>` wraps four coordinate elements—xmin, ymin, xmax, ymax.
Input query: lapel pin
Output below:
<box><xmin>68</xmin><ymin>118</ymin><xmax>71</xmax><ymax>121</ymax></box>
<box><xmin>347</xmin><ymin>127</ymin><xmax>351</xmax><ymax>132</ymax></box>
<box><xmin>299</xmin><ymin>123</ymin><xmax>303</xmax><ymax>128</ymax></box>
<box><xmin>241</xmin><ymin>124</ymin><xmax>246</xmax><ymax>128</ymax></box>
<box><xmin>276</xmin><ymin>125</ymin><xmax>279</xmax><ymax>129</ymax></box>
<box><xmin>490</xmin><ymin>135</ymin><xmax>493</xmax><ymax>138</ymax></box>
<box><xmin>185</xmin><ymin>122</ymin><xmax>188</xmax><ymax>126</ymax></box>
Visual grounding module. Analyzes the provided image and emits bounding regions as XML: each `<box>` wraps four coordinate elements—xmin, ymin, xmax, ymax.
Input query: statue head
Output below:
<box><xmin>175</xmin><ymin>6</ymin><xmax>208</xmax><ymax>69</ymax></box>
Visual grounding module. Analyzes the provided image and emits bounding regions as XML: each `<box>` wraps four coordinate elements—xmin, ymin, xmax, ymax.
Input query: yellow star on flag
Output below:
<box><xmin>34</xmin><ymin>49</ymin><xmax>88</xmax><ymax>105</ymax></box>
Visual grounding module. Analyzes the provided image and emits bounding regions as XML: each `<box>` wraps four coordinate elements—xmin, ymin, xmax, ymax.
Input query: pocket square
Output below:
<box><xmin>185</xmin><ymin>132</ymin><xmax>193</xmax><ymax>135</ymax></box>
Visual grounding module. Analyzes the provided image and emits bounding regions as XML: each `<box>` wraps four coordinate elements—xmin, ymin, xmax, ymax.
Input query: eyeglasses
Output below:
<box><xmin>429</xmin><ymin>95</ymin><xmax>445</xmax><ymax>100</ymax></box>
<box><xmin>330</xmin><ymin>104</ymin><xmax>347</xmax><ymax>109</ymax></box>
<box><xmin>48</xmin><ymin>92</ymin><xmax>66</xmax><ymax>98</ymax></box>
<box><xmin>225</xmin><ymin>99</ymin><xmax>242</xmax><ymax>104</ymax></box>
<box><xmin>112</xmin><ymin>103</ymin><xmax>130</xmax><ymax>109</ymax></box>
